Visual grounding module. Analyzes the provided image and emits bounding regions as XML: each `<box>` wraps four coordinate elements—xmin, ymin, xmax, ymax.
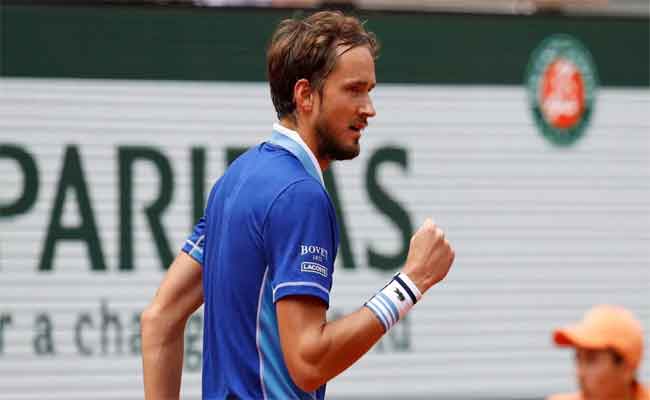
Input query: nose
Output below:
<box><xmin>360</xmin><ymin>96</ymin><xmax>376</xmax><ymax>119</ymax></box>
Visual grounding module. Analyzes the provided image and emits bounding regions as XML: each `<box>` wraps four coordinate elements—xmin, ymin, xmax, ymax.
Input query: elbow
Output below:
<box><xmin>140</xmin><ymin>303</ymin><xmax>179</xmax><ymax>340</ymax></box>
<box><xmin>285</xmin><ymin>345</ymin><xmax>329</xmax><ymax>392</ymax></box>
<box><xmin>140</xmin><ymin>304</ymin><xmax>164</xmax><ymax>338</ymax></box>
<box><xmin>140</xmin><ymin>304</ymin><xmax>159</xmax><ymax>330</ymax></box>
<box><xmin>287</xmin><ymin>366</ymin><xmax>324</xmax><ymax>393</ymax></box>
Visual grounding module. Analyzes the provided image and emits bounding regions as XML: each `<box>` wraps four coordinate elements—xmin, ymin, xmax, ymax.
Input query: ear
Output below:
<box><xmin>293</xmin><ymin>79</ymin><xmax>314</xmax><ymax>113</ymax></box>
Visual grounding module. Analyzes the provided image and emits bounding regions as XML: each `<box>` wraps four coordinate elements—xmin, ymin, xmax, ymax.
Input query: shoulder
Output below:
<box><xmin>260</xmin><ymin>142</ymin><xmax>307</xmax><ymax>174</ymax></box>
<box><xmin>226</xmin><ymin>142</ymin><xmax>302</xmax><ymax>177</ymax></box>
<box><xmin>263</xmin><ymin>178</ymin><xmax>335</xmax><ymax>233</ymax></box>
<box><xmin>281</xmin><ymin>177</ymin><xmax>327</xmax><ymax>198</ymax></box>
<box><xmin>273</xmin><ymin>178</ymin><xmax>331</xmax><ymax>213</ymax></box>
<box><xmin>245</xmin><ymin>143</ymin><xmax>317</xmax><ymax>188</ymax></box>
<box><xmin>547</xmin><ymin>393</ymin><xmax>582</xmax><ymax>400</ymax></box>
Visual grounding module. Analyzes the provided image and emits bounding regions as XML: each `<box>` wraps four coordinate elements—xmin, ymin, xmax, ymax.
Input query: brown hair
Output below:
<box><xmin>266</xmin><ymin>11</ymin><xmax>379</xmax><ymax>120</ymax></box>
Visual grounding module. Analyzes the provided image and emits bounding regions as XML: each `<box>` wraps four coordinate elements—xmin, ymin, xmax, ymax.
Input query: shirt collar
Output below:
<box><xmin>270</xmin><ymin>122</ymin><xmax>325</xmax><ymax>186</ymax></box>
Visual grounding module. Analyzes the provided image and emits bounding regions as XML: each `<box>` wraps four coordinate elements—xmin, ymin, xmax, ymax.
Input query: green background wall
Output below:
<box><xmin>1</xmin><ymin>4</ymin><xmax>648</xmax><ymax>86</ymax></box>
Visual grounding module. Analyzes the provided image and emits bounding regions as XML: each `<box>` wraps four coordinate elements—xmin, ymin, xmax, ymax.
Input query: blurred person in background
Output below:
<box><xmin>548</xmin><ymin>305</ymin><xmax>649</xmax><ymax>400</ymax></box>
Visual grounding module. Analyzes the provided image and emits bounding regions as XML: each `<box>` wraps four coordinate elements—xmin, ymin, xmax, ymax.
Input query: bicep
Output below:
<box><xmin>151</xmin><ymin>252</ymin><xmax>204</xmax><ymax>324</ymax></box>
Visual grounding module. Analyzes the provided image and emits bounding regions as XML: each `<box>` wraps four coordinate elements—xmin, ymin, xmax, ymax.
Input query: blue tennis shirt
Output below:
<box><xmin>182</xmin><ymin>123</ymin><xmax>339</xmax><ymax>399</ymax></box>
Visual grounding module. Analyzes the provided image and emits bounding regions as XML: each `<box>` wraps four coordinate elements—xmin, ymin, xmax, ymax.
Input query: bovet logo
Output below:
<box><xmin>300</xmin><ymin>244</ymin><xmax>328</xmax><ymax>260</ymax></box>
<box><xmin>300</xmin><ymin>262</ymin><xmax>328</xmax><ymax>277</ymax></box>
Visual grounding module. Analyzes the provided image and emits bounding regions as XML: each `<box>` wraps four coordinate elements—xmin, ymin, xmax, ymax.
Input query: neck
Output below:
<box><xmin>279</xmin><ymin>117</ymin><xmax>331</xmax><ymax>171</ymax></box>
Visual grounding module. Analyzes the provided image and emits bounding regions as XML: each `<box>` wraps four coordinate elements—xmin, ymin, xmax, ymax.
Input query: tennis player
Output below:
<box><xmin>141</xmin><ymin>11</ymin><xmax>455</xmax><ymax>399</ymax></box>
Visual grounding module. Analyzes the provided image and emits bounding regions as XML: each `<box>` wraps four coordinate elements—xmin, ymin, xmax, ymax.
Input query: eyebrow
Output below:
<box><xmin>344</xmin><ymin>79</ymin><xmax>376</xmax><ymax>90</ymax></box>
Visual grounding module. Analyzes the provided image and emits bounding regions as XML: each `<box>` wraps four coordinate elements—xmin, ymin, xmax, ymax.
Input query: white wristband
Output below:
<box><xmin>365</xmin><ymin>273</ymin><xmax>422</xmax><ymax>332</ymax></box>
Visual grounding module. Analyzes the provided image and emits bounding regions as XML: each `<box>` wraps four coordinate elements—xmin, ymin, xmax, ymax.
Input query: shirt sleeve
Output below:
<box><xmin>264</xmin><ymin>179</ymin><xmax>337</xmax><ymax>308</ymax></box>
<box><xmin>181</xmin><ymin>216</ymin><xmax>206</xmax><ymax>265</ymax></box>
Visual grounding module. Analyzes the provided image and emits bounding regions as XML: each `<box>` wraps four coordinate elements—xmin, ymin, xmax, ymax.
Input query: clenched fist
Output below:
<box><xmin>402</xmin><ymin>218</ymin><xmax>455</xmax><ymax>294</ymax></box>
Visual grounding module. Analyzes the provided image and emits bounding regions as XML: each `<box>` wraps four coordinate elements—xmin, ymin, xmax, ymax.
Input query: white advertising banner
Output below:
<box><xmin>1</xmin><ymin>78</ymin><xmax>648</xmax><ymax>399</ymax></box>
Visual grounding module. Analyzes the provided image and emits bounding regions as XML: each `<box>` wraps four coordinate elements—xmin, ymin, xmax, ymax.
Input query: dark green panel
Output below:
<box><xmin>1</xmin><ymin>4</ymin><xmax>648</xmax><ymax>86</ymax></box>
<box><xmin>1</xmin><ymin>5</ymin><xmax>280</xmax><ymax>81</ymax></box>
<box><xmin>366</xmin><ymin>13</ymin><xmax>649</xmax><ymax>86</ymax></box>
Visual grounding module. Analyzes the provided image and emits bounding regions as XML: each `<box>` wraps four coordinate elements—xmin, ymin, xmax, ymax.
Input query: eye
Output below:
<box><xmin>346</xmin><ymin>84</ymin><xmax>364</xmax><ymax>94</ymax></box>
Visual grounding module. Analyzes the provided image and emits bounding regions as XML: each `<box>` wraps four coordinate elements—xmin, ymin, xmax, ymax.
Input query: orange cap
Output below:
<box><xmin>553</xmin><ymin>305</ymin><xmax>645</xmax><ymax>369</ymax></box>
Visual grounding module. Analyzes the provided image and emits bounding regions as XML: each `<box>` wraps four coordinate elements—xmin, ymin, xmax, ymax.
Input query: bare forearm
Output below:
<box><xmin>141</xmin><ymin>311</ymin><xmax>186</xmax><ymax>400</ymax></box>
<box><xmin>313</xmin><ymin>307</ymin><xmax>384</xmax><ymax>381</ymax></box>
<box><xmin>140</xmin><ymin>252</ymin><xmax>204</xmax><ymax>398</ymax></box>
